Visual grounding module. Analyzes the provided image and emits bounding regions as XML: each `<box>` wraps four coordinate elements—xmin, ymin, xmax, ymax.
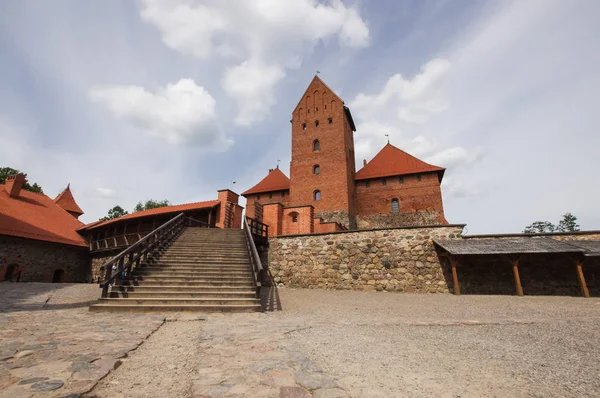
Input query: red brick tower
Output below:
<box><xmin>289</xmin><ymin>75</ymin><xmax>357</xmax><ymax>228</ymax></box>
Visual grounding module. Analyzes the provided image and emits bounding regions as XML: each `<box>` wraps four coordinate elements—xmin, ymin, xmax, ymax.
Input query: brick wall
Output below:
<box><xmin>216</xmin><ymin>189</ymin><xmax>240</xmax><ymax>228</ymax></box>
<box><xmin>265</xmin><ymin>225</ymin><xmax>464</xmax><ymax>292</ymax></box>
<box><xmin>263</xmin><ymin>203</ymin><xmax>284</xmax><ymax>237</ymax></box>
<box><xmin>245</xmin><ymin>191</ymin><xmax>290</xmax><ymax>220</ymax></box>
<box><xmin>314</xmin><ymin>220</ymin><xmax>345</xmax><ymax>234</ymax></box>
<box><xmin>289</xmin><ymin>78</ymin><xmax>355</xmax><ymax>228</ymax></box>
<box><xmin>355</xmin><ymin>172</ymin><xmax>446</xmax><ymax>228</ymax></box>
<box><xmin>282</xmin><ymin>206</ymin><xmax>314</xmax><ymax>235</ymax></box>
<box><xmin>0</xmin><ymin>235</ymin><xmax>90</xmax><ymax>283</ymax></box>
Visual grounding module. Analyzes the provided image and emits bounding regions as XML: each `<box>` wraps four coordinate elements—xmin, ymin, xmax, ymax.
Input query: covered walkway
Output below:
<box><xmin>434</xmin><ymin>237</ymin><xmax>600</xmax><ymax>297</ymax></box>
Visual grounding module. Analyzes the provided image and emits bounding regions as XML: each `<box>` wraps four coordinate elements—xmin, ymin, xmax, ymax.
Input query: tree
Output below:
<box><xmin>0</xmin><ymin>167</ymin><xmax>44</xmax><ymax>193</ymax></box>
<box><xmin>524</xmin><ymin>212</ymin><xmax>581</xmax><ymax>233</ymax></box>
<box><xmin>99</xmin><ymin>206</ymin><xmax>129</xmax><ymax>221</ymax></box>
<box><xmin>134</xmin><ymin>199</ymin><xmax>170</xmax><ymax>212</ymax></box>
<box><xmin>557</xmin><ymin>212</ymin><xmax>580</xmax><ymax>232</ymax></box>
<box><xmin>523</xmin><ymin>221</ymin><xmax>556</xmax><ymax>234</ymax></box>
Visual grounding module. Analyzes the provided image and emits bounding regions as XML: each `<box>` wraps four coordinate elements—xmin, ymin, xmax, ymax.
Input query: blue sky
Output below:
<box><xmin>1</xmin><ymin>0</ymin><xmax>599</xmax><ymax>234</ymax></box>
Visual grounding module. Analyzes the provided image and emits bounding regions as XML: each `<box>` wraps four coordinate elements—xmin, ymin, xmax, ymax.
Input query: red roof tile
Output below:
<box><xmin>355</xmin><ymin>143</ymin><xmax>445</xmax><ymax>181</ymax></box>
<box><xmin>242</xmin><ymin>168</ymin><xmax>290</xmax><ymax>196</ymax></box>
<box><xmin>79</xmin><ymin>200</ymin><xmax>220</xmax><ymax>231</ymax></box>
<box><xmin>0</xmin><ymin>183</ymin><xmax>87</xmax><ymax>247</ymax></box>
<box><xmin>54</xmin><ymin>184</ymin><xmax>84</xmax><ymax>216</ymax></box>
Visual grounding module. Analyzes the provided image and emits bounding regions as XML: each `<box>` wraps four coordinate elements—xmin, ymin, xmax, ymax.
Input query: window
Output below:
<box><xmin>399</xmin><ymin>177</ymin><xmax>404</xmax><ymax>184</ymax></box>
<box><xmin>292</xmin><ymin>215</ymin><xmax>298</xmax><ymax>222</ymax></box>
<box><xmin>290</xmin><ymin>211</ymin><xmax>299</xmax><ymax>223</ymax></box>
<box><xmin>313</xmin><ymin>165</ymin><xmax>320</xmax><ymax>174</ymax></box>
<box><xmin>315</xmin><ymin>120</ymin><xmax>319</xmax><ymax>127</ymax></box>
<box><xmin>365</xmin><ymin>181</ymin><xmax>370</xmax><ymax>188</ymax></box>
<box><xmin>308</xmin><ymin>108</ymin><xmax>310</xmax><ymax>113</ymax></box>
<box><xmin>382</xmin><ymin>179</ymin><xmax>387</xmax><ymax>186</ymax></box>
<box><xmin>328</xmin><ymin>117</ymin><xmax>332</xmax><ymax>124</ymax></box>
<box><xmin>269</xmin><ymin>192</ymin><xmax>273</xmax><ymax>199</ymax></box>
<box><xmin>417</xmin><ymin>175</ymin><xmax>422</xmax><ymax>182</ymax></box>
<box><xmin>302</xmin><ymin>123</ymin><xmax>307</xmax><ymax>130</ymax></box>
<box><xmin>391</xmin><ymin>198</ymin><xmax>399</xmax><ymax>213</ymax></box>
<box><xmin>316</xmin><ymin>107</ymin><xmax>319</xmax><ymax>112</ymax></box>
<box><xmin>314</xmin><ymin>190</ymin><xmax>321</xmax><ymax>201</ymax></box>
<box><xmin>324</xmin><ymin>104</ymin><xmax>327</xmax><ymax>109</ymax></box>
<box><xmin>313</xmin><ymin>139</ymin><xmax>320</xmax><ymax>152</ymax></box>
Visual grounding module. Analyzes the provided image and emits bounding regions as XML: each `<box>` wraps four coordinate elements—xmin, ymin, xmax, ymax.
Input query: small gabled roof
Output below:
<box><xmin>355</xmin><ymin>143</ymin><xmax>445</xmax><ymax>181</ymax></box>
<box><xmin>78</xmin><ymin>200</ymin><xmax>220</xmax><ymax>231</ymax></box>
<box><xmin>0</xmin><ymin>183</ymin><xmax>87</xmax><ymax>247</ymax></box>
<box><xmin>242</xmin><ymin>168</ymin><xmax>290</xmax><ymax>196</ymax></box>
<box><xmin>54</xmin><ymin>184</ymin><xmax>84</xmax><ymax>216</ymax></box>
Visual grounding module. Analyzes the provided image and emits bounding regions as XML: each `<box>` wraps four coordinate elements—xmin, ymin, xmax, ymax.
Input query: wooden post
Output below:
<box><xmin>512</xmin><ymin>258</ymin><xmax>524</xmax><ymax>296</ymax></box>
<box><xmin>208</xmin><ymin>210</ymin><xmax>212</xmax><ymax>227</ymax></box>
<box><xmin>450</xmin><ymin>257</ymin><xmax>460</xmax><ymax>296</ymax></box>
<box><xmin>576</xmin><ymin>261</ymin><xmax>590</xmax><ymax>298</ymax></box>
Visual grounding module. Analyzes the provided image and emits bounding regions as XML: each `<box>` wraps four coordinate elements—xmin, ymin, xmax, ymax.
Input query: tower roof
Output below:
<box><xmin>54</xmin><ymin>184</ymin><xmax>84</xmax><ymax>216</ymax></box>
<box><xmin>242</xmin><ymin>168</ymin><xmax>290</xmax><ymax>196</ymax></box>
<box><xmin>355</xmin><ymin>143</ymin><xmax>445</xmax><ymax>181</ymax></box>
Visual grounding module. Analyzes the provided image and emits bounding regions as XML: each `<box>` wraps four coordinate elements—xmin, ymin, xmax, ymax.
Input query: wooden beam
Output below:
<box><xmin>576</xmin><ymin>261</ymin><xmax>590</xmax><ymax>298</ymax></box>
<box><xmin>450</xmin><ymin>257</ymin><xmax>460</xmax><ymax>296</ymax></box>
<box><xmin>512</xmin><ymin>258</ymin><xmax>524</xmax><ymax>296</ymax></box>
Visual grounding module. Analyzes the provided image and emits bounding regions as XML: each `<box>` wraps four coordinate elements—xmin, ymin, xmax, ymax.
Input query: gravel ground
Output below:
<box><xmin>87</xmin><ymin>316</ymin><xmax>202</xmax><ymax>398</ymax></box>
<box><xmin>2</xmin><ymin>283</ymin><xmax>599</xmax><ymax>397</ymax></box>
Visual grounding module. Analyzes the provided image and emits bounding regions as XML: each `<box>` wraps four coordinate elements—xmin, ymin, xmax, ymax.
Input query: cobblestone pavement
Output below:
<box><xmin>0</xmin><ymin>283</ymin><xmax>164</xmax><ymax>398</ymax></box>
<box><xmin>2</xmin><ymin>284</ymin><xmax>600</xmax><ymax>397</ymax></box>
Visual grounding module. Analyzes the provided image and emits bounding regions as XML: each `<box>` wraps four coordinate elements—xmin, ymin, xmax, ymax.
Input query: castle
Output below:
<box><xmin>242</xmin><ymin>75</ymin><xmax>448</xmax><ymax>236</ymax></box>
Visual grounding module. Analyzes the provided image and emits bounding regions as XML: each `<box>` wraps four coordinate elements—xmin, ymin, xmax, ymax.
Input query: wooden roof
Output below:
<box><xmin>355</xmin><ymin>143</ymin><xmax>445</xmax><ymax>181</ymax></box>
<box><xmin>433</xmin><ymin>237</ymin><xmax>586</xmax><ymax>256</ymax></box>
<box><xmin>563</xmin><ymin>241</ymin><xmax>600</xmax><ymax>257</ymax></box>
<box><xmin>79</xmin><ymin>200</ymin><xmax>220</xmax><ymax>231</ymax></box>
<box><xmin>0</xmin><ymin>183</ymin><xmax>87</xmax><ymax>247</ymax></box>
<box><xmin>54</xmin><ymin>184</ymin><xmax>84</xmax><ymax>216</ymax></box>
<box><xmin>242</xmin><ymin>168</ymin><xmax>290</xmax><ymax>196</ymax></box>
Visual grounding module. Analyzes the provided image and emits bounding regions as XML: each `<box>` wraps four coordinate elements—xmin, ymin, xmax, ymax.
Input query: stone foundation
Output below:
<box><xmin>0</xmin><ymin>235</ymin><xmax>90</xmax><ymax>283</ymax></box>
<box><xmin>265</xmin><ymin>225</ymin><xmax>464</xmax><ymax>292</ymax></box>
<box><xmin>356</xmin><ymin>210</ymin><xmax>444</xmax><ymax>230</ymax></box>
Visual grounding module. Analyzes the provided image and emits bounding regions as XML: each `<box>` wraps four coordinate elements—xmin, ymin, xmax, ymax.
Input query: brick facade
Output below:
<box><xmin>0</xmin><ymin>235</ymin><xmax>90</xmax><ymax>283</ymax></box>
<box><xmin>243</xmin><ymin>75</ymin><xmax>447</xmax><ymax>237</ymax></box>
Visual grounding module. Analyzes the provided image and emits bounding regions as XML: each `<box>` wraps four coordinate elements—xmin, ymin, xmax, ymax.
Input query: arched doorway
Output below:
<box><xmin>3</xmin><ymin>264</ymin><xmax>21</xmax><ymax>282</ymax></box>
<box><xmin>52</xmin><ymin>269</ymin><xmax>65</xmax><ymax>283</ymax></box>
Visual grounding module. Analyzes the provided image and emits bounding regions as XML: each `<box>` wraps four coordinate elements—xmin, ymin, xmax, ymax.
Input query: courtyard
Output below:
<box><xmin>1</xmin><ymin>283</ymin><xmax>599</xmax><ymax>398</ymax></box>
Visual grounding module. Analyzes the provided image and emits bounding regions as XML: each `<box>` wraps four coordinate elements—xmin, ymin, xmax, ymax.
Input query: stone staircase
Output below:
<box><xmin>89</xmin><ymin>228</ymin><xmax>261</xmax><ymax>312</ymax></box>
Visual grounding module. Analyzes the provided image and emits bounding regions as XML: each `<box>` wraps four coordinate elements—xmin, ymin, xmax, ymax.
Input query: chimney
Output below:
<box><xmin>363</xmin><ymin>159</ymin><xmax>367</xmax><ymax>167</ymax></box>
<box><xmin>5</xmin><ymin>173</ymin><xmax>25</xmax><ymax>197</ymax></box>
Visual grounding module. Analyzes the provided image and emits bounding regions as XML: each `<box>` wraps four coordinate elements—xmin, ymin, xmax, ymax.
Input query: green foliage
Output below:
<box><xmin>0</xmin><ymin>167</ymin><xmax>44</xmax><ymax>194</ymax></box>
<box><xmin>99</xmin><ymin>205</ymin><xmax>129</xmax><ymax>221</ymax></box>
<box><xmin>556</xmin><ymin>212</ymin><xmax>580</xmax><ymax>232</ymax></box>
<box><xmin>524</xmin><ymin>213</ymin><xmax>581</xmax><ymax>233</ymax></box>
<box><xmin>134</xmin><ymin>199</ymin><xmax>170</xmax><ymax>212</ymax></box>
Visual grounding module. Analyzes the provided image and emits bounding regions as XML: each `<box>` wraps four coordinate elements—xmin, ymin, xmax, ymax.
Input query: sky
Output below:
<box><xmin>1</xmin><ymin>0</ymin><xmax>599</xmax><ymax>234</ymax></box>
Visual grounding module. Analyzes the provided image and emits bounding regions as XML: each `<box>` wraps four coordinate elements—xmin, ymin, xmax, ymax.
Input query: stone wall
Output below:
<box><xmin>314</xmin><ymin>210</ymin><xmax>353</xmax><ymax>229</ymax></box>
<box><xmin>90</xmin><ymin>253</ymin><xmax>120</xmax><ymax>283</ymax></box>
<box><xmin>356</xmin><ymin>210</ymin><xmax>443</xmax><ymax>230</ymax></box>
<box><xmin>0</xmin><ymin>235</ymin><xmax>90</xmax><ymax>283</ymax></box>
<box><xmin>265</xmin><ymin>225</ymin><xmax>464</xmax><ymax>292</ymax></box>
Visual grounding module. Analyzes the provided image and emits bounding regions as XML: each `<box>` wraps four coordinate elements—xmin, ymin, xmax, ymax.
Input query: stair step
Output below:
<box><xmin>89</xmin><ymin>303</ymin><xmax>261</xmax><ymax>313</ymax></box>
<box><xmin>111</xmin><ymin>285</ymin><xmax>257</xmax><ymax>292</ymax></box>
<box><xmin>119</xmin><ymin>280</ymin><xmax>255</xmax><ymax>287</ymax></box>
<box><xmin>132</xmin><ymin>271</ymin><xmax>253</xmax><ymax>278</ymax></box>
<box><xmin>98</xmin><ymin>297</ymin><xmax>259</xmax><ymax>305</ymax></box>
<box><xmin>137</xmin><ymin>267</ymin><xmax>252</xmax><ymax>273</ymax></box>
<box><xmin>147</xmin><ymin>261</ymin><xmax>251</xmax><ymax>266</ymax></box>
<box><xmin>108</xmin><ymin>291</ymin><xmax>256</xmax><ymax>298</ymax></box>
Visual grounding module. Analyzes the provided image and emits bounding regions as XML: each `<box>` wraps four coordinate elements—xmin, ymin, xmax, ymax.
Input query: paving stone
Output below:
<box><xmin>18</xmin><ymin>377</ymin><xmax>49</xmax><ymax>385</ymax></box>
<box><xmin>294</xmin><ymin>371</ymin><xmax>338</xmax><ymax>390</ymax></box>
<box><xmin>30</xmin><ymin>380</ymin><xmax>64</xmax><ymax>391</ymax></box>
<box><xmin>279</xmin><ymin>386</ymin><xmax>312</xmax><ymax>398</ymax></box>
<box><xmin>313</xmin><ymin>388</ymin><xmax>349</xmax><ymax>398</ymax></box>
<box><xmin>69</xmin><ymin>362</ymin><xmax>94</xmax><ymax>372</ymax></box>
<box><xmin>13</xmin><ymin>350</ymin><xmax>34</xmax><ymax>359</ymax></box>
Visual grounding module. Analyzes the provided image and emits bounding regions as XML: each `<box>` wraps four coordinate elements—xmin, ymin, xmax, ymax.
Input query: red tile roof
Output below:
<box><xmin>0</xmin><ymin>183</ymin><xmax>87</xmax><ymax>247</ymax></box>
<box><xmin>355</xmin><ymin>143</ymin><xmax>445</xmax><ymax>181</ymax></box>
<box><xmin>54</xmin><ymin>184</ymin><xmax>84</xmax><ymax>216</ymax></box>
<box><xmin>242</xmin><ymin>168</ymin><xmax>291</xmax><ymax>196</ymax></box>
<box><xmin>79</xmin><ymin>200</ymin><xmax>220</xmax><ymax>231</ymax></box>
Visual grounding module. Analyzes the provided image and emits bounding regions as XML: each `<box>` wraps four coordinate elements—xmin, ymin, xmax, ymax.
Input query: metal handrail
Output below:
<box><xmin>243</xmin><ymin>216</ymin><xmax>264</xmax><ymax>297</ymax></box>
<box><xmin>98</xmin><ymin>213</ymin><xmax>187</xmax><ymax>297</ymax></box>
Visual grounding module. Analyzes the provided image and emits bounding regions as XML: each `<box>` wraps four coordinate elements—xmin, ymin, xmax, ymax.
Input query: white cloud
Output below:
<box><xmin>95</xmin><ymin>187</ymin><xmax>116</xmax><ymax>198</ymax></box>
<box><xmin>139</xmin><ymin>0</ymin><xmax>370</xmax><ymax>125</ymax></box>
<box><xmin>89</xmin><ymin>79</ymin><xmax>232</xmax><ymax>150</ymax></box>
